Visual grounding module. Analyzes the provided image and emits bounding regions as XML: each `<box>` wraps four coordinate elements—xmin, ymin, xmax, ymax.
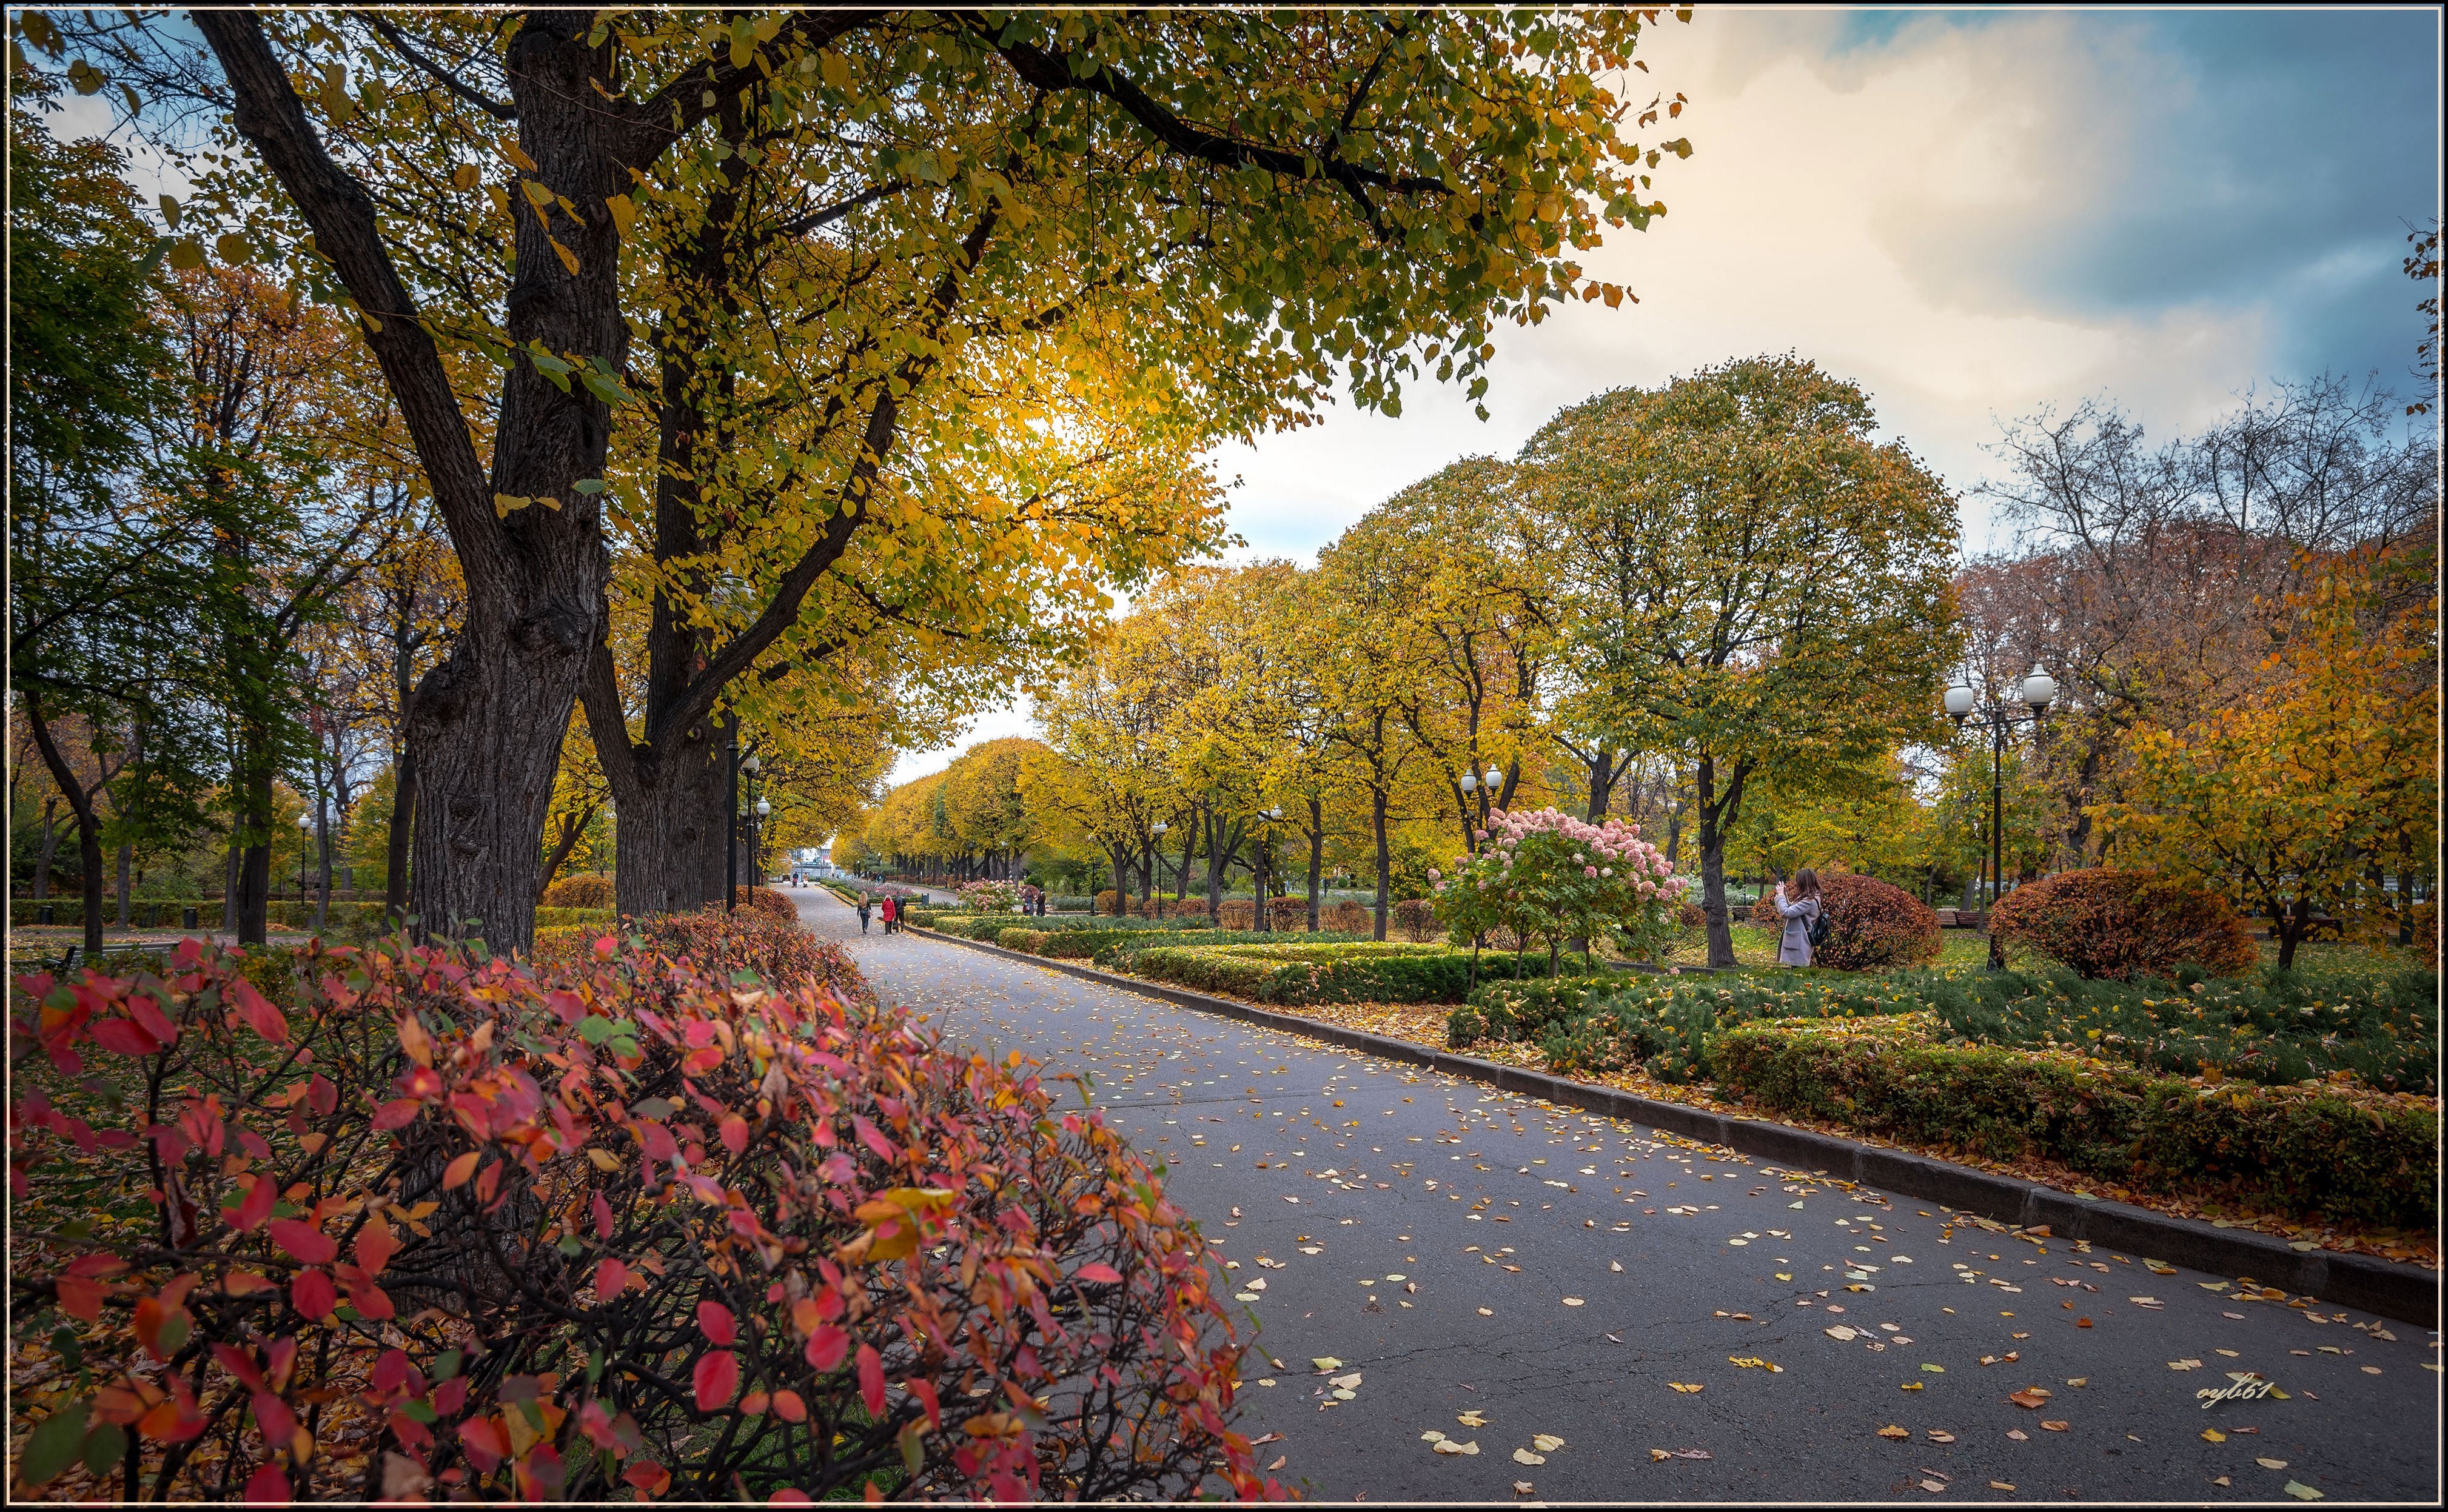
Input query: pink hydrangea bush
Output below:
<box><xmin>8</xmin><ymin>936</ymin><xmax>1273</xmax><ymax>1502</ymax></box>
<box><xmin>1429</xmin><ymin>808</ymin><xmax>1687</xmax><ymax>967</ymax></box>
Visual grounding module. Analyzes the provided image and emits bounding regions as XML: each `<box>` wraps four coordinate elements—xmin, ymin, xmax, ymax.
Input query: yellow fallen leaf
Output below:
<box><xmin>1420</xmin><ymin>1431</ymin><xmax>1446</xmax><ymax>1442</ymax></box>
<box><xmin>1432</xmin><ymin>1439</ymin><xmax>1479</xmax><ymax>1456</ymax></box>
<box><xmin>1513</xmin><ymin>1448</ymin><xmax>1546</xmax><ymax>1465</ymax></box>
<box><xmin>1900</xmin><ymin>1382</ymin><xmax>1923</xmax><ymax>1391</ymax></box>
<box><xmin>1531</xmin><ymin>1434</ymin><xmax>1565</xmax><ymax>1453</ymax></box>
<box><xmin>1667</xmin><ymin>1382</ymin><xmax>1704</xmax><ymax>1394</ymax></box>
<box><xmin>1876</xmin><ymin>1425</ymin><xmax>1910</xmax><ymax>1440</ymax></box>
<box><xmin>2258</xmin><ymin>1457</ymin><xmax>2290</xmax><ymax>1470</ymax></box>
<box><xmin>1561</xmin><ymin>1297</ymin><xmax>1585</xmax><ymax>1306</ymax></box>
<box><xmin>2203</xmin><ymin>1429</ymin><xmax>2227</xmax><ymax>1443</ymax></box>
<box><xmin>1650</xmin><ymin>1449</ymin><xmax>1672</xmax><ymax>1462</ymax></box>
<box><xmin>1990</xmin><ymin>1482</ymin><xmax>2016</xmax><ymax>1492</ymax></box>
<box><xmin>1310</xmin><ymin>1357</ymin><xmax>1343</xmax><ymax>1370</ymax></box>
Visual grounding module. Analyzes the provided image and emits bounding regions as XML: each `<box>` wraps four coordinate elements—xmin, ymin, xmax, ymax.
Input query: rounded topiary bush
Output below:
<box><xmin>1752</xmin><ymin>874</ymin><xmax>1940</xmax><ymax>970</ymax></box>
<box><xmin>541</xmin><ymin>871</ymin><xmax>614</xmax><ymax>909</ymax></box>
<box><xmin>1990</xmin><ymin>868</ymin><xmax>2256</xmax><ymax>980</ymax></box>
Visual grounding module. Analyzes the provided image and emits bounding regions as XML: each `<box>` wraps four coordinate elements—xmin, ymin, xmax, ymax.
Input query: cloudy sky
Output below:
<box><xmin>889</xmin><ymin>4</ymin><xmax>2439</xmax><ymax>788</ymax></box>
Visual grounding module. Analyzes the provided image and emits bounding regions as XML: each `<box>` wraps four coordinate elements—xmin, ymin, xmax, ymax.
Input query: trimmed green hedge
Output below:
<box><xmin>1115</xmin><ymin>940</ymin><xmax>1594</xmax><ymax>1006</ymax></box>
<box><xmin>1712</xmin><ymin>1014</ymin><xmax>2437</xmax><ymax>1231</ymax></box>
<box><xmin>1447</xmin><ymin>976</ymin><xmax>1617</xmax><ymax>1047</ymax></box>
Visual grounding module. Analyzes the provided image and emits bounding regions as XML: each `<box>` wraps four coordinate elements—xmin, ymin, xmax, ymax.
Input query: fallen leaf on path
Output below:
<box><xmin>1532</xmin><ymin>1434</ymin><xmax>1566</xmax><ymax>1452</ymax></box>
<box><xmin>1311</xmin><ymin>1357</ymin><xmax>1343</xmax><ymax>1371</ymax></box>
<box><xmin>2041</xmin><ymin>1420</ymin><xmax>2070</xmax><ymax>1432</ymax></box>
<box><xmin>1668</xmin><ymin>1382</ymin><xmax>1704</xmax><ymax>1394</ymax></box>
<box><xmin>1431</xmin><ymin>1439</ymin><xmax>1479</xmax><ymax>1457</ymax></box>
<box><xmin>1826</xmin><ymin>1326</ymin><xmax>1860</xmax><ymax>1340</ymax></box>
<box><xmin>1420</xmin><ymin>1431</ymin><xmax>1446</xmax><ymax>1443</ymax></box>
<box><xmin>2283</xmin><ymin>1482</ymin><xmax>2323</xmax><ymax>1500</ymax></box>
<box><xmin>2202</xmin><ymin>1430</ymin><xmax>2226</xmax><ymax>1443</ymax></box>
<box><xmin>2007</xmin><ymin>1430</ymin><xmax>2028</xmax><ymax>1441</ymax></box>
<box><xmin>1927</xmin><ymin>1431</ymin><xmax>1955</xmax><ymax>1443</ymax></box>
<box><xmin>1561</xmin><ymin>1297</ymin><xmax>1584</xmax><ymax>1306</ymax></box>
<box><xmin>1920</xmin><ymin>1363</ymin><xmax>1945</xmax><ymax>1373</ymax></box>
<box><xmin>2258</xmin><ymin>1457</ymin><xmax>2290</xmax><ymax>1470</ymax></box>
<box><xmin>1877</xmin><ymin>1425</ymin><xmax>1910</xmax><ymax>1440</ymax></box>
<box><xmin>1900</xmin><ymin>1382</ymin><xmax>1924</xmax><ymax>1391</ymax></box>
<box><xmin>2009</xmin><ymin>1388</ymin><xmax>2051</xmax><ymax>1408</ymax></box>
<box><xmin>1668</xmin><ymin>1449</ymin><xmax>1712</xmax><ymax>1459</ymax></box>
<box><xmin>1477</xmin><ymin>1307</ymin><xmax>1495</xmax><ymax>1316</ymax></box>
<box><xmin>1650</xmin><ymin>1449</ymin><xmax>1672</xmax><ymax>1462</ymax></box>
<box><xmin>1457</xmin><ymin>1411</ymin><xmax>1488</xmax><ymax>1428</ymax></box>
<box><xmin>1330</xmin><ymin>1373</ymin><xmax>1363</xmax><ymax>1390</ymax></box>
<box><xmin>1921</xmin><ymin>1480</ymin><xmax>1946</xmax><ymax>1493</ymax></box>
<box><xmin>1611</xmin><ymin>1260</ymin><xmax>1623</xmax><ymax>1272</ymax></box>
<box><xmin>1267</xmin><ymin>1456</ymin><xmax>1286</xmax><ymax>1471</ymax></box>
<box><xmin>1513</xmin><ymin>1448</ymin><xmax>1546</xmax><ymax>1465</ymax></box>
<box><xmin>2168</xmin><ymin>1359</ymin><xmax>2203</xmax><ymax>1371</ymax></box>
<box><xmin>1990</xmin><ymin>1482</ymin><xmax>2016</xmax><ymax>1492</ymax></box>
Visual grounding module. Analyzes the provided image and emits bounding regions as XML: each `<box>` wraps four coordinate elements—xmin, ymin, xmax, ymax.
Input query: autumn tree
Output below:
<box><xmin>1519</xmin><ymin>356</ymin><xmax>1960</xmax><ymax>966</ymax></box>
<box><xmin>2103</xmin><ymin>543</ymin><xmax>2438</xmax><ymax>968</ymax></box>
<box><xmin>50</xmin><ymin>7</ymin><xmax>1689</xmax><ymax>947</ymax></box>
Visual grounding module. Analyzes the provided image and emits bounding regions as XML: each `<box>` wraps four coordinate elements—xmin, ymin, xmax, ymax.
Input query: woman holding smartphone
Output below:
<box><xmin>1772</xmin><ymin>869</ymin><xmax>1823</xmax><ymax>967</ymax></box>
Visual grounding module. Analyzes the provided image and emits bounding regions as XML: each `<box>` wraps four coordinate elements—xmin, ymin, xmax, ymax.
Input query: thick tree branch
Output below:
<box><xmin>192</xmin><ymin>13</ymin><xmax>505</xmax><ymax>610</ymax></box>
<box><xmin>577</xmin><ymin>640</ymin><xmax>642</xmax><ymax>805</ymax></box>
<box><xmin>363</xmin><ymin>15</ymin><xmax>515</xmax><ymax>121</ymax></box>
<box><xmin>626</xmin><ymin>12</ymin><xmax>873</xmax><ymax>160</ymax></box>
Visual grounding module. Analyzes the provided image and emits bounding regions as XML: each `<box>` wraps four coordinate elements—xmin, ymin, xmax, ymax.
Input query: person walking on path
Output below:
<box><xmin>857</xmin><ymin>894</ymin><xmax>873</xmax><ymax>934</ymax></box>
<box><xmin>880</xmin><ymin>895</ymin><xmax>898</xmax><ymax>934</ymax></box>
<box><xmin>1773</xmin><ymin>869</ymin><xmax>1822</xmax><ymax>967</ymax></box>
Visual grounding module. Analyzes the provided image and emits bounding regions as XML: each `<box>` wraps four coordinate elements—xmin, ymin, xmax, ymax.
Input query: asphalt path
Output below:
<box><xmin>797</xmin><ymin>891</ymin><xmax>2441</xmax><ymax>1503</ymax></box>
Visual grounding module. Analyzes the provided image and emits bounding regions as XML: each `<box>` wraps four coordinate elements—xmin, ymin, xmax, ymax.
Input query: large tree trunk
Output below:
<box><xmin>384</xmin><ymin>745</ymin><xmax>415</xmax><ymax>926</ymax></box>
<box><xmin>235</xmin><ymin>749</ymin><xmax>273</xmax><ymax>946</ymax></box>
<box><xmin>22</xmin><ymin>700</ymin><xmax>107</xmax><ymax>957</ymax></box>
<box><xmin>599</xmin><ymin>716</ymin><xmax>728</xmax><ymax>919</ymax></box>
<box><xmin>115</xmin><ymin>841</ymin><xmax>132</xmax><ymax>931</ymax></box>
<box><xmin>1695</xmin><ymin>754</ymin><xmax>1751</xmax><ymax>969</ymax></box>
<box><xmin>1371</xmin><ymin>784</ymin><xmax>1391</xmax><ymax>943</ymax></box>
<box><xmin>1307</xmin><ymin>798</ymin><xmax>1323</xmax><ymax>933</ymax></box>
<box><xmin>201</xmin><ymin>13</ymin><xmax>626</xmax><ymax>955</ymax></box>
<box><xmin>1584</xmin><ymin>748</ymin><xmax>1621</xmax><ymax>823</ymax></box>
<box><xmin>31</xmin><ymin>798</ymin><xmax>59</xmax><ymax>904</ymax></box>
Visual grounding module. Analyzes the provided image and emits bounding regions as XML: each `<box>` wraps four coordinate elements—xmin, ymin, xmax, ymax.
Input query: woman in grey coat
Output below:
<box><xmin>1772</xmin><ymin>869</ymin><xmax>1823</xmax><ymax>967</ymax></box>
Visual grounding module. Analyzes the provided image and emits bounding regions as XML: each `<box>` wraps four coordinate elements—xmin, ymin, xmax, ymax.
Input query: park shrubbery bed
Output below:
<box><xmin>1467</xmin><ymin>963</ymin><xmax>2439</xmax><ymax>1094</ymax></box>
<box><xmin>5</xmin><ymin>918</ymin><xmax>1261</xmax><ymax>1502</ymax></box>
<box><xmin>1113</xmin><ymin>940</ymin><xmax>1594</xmax><ymax>1006</ymax></box>
<box><xmin>1710</xmin><ymin>1014</ymin><xmax>2436</xmax><ymax>1229</ymax></box>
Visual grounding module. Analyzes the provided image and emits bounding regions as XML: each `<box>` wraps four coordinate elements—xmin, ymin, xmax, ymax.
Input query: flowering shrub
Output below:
<box><xmin>1746</xmin><ymin>874</ymin><xmax>1941</xmax><ymax>971</ymax></box>
<box><xmin>8</xmin><ymin>936</ymin><xmax>1268</xmax><ymax>1502</ymax></box>
<box><xmin>542</xmin><ymin>873</ymin><xmax>615</xmax><ymax>910</ymax></box>
<box><xmin>1429</xmin><ymin>809</ymin><xmax>1685</xmax><ymax>966</ymax></box>
<box><xmin>956</xmin><ymin>880</ymin><xmax>1023</xmax><ymax>913</ymax></box>
<box><xmin>1990</xmin><ymin>868</ymin><xmax>2257</xmax><ymax>980</ymax></box>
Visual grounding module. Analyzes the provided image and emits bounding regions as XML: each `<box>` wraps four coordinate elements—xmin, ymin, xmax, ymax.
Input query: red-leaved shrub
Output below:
<box><xmin>1268</xmin><ymin>896</ymin><xmax>1308</xmax><ymax>931</ymax></box>
<box><xmin>741</xmin><ymin>886</ymin><xmax>797</xmax><ymax>922</ymax></box>
<box><xmin>1990</xmin><ymin>868</ymin><xmax>2258</xmax><ymax>980</ymax></box>
<box><xmin>1392</xmin><ymin>899</ymin><xmax>1437</xmax><ymax>943</ymax></box>
<box><xmin>1752</xmin><ymin>874</ymin><xmax>1940</xmax><ymax>970</ymax></box>
<box><xmin>541</xmin><ymin>873</ymin><xmax>615</xmax><ymax>909</ymax></box>
<box><xmin>7</xmin><ymin>936</ymin><xmax>1267</xmax><ymax>1502</ymax></box>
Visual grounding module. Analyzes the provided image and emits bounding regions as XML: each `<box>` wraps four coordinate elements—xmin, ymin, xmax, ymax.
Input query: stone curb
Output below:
<box><xmin>910</xmin><ymin>925</ymin><xmax>2440</xmax><ymax>1328</ymax></box>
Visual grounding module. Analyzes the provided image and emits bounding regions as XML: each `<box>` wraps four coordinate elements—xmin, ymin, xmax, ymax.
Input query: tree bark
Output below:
<box><xmin>1694</xmin><ymin>754</ymin><xmax>1752</xmax><ymax>969</ymax></box>
<box><xmin>233</xmin><ymin>731</ymin><xmax>274</xmax><ymax>946</ymax></box>
<box><xmin>535</xmin><ymin>801</ymin><xmax>600</xmax><ymax>903</ymax></box>
<box><xmin>1307</xmin><ymin>797</ymin><xmax>1323</xmax><ymax>933</ymax></box>
<box><xmin>31</xmin><ymin>797</ymin><xmax>59</xmax><ymax>904</ymax></box>
<box><xmin>1371</xmin><ymin>784</ymin><xmax>1391</xmax><ymax>943</ymax></box>
<box><xmin>384</xmin><ymin>744</ymin><xmax>415</xmax><ymax>926</ymax></box>
<box><xmin>200</xmin><ymin>12</ymin><xmax>625</xmax><ymax>954</ymax></box>
<box><xmin>22</xmin><ymin>700</ymin><xmax>108</xmax><ymax>956</ymax></box>
<box><xmin>115</xmin><ymin>841</ymin><xmax>132</xmax><ymax>931</ymax></box>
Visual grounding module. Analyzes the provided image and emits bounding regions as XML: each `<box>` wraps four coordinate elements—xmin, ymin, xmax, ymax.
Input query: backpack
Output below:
<box><xmin>1806</xmin><ymin>901</ymin><xmax>1833</xmax><ymax>951</ymax></box>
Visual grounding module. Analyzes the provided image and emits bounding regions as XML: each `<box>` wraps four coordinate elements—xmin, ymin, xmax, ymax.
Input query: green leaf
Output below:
<box><xmin>898</xmin><ymin>1418</ymin><xmax>925</xmax><ymax>1476</ymax></box>
<box><xmin>433</xmin><ymin>1349</ymin><xmax>463</xmax><ymax>1382</ymax></box>
<box><xmin>401</xmin><ymin>1398</ymin><xmax>440</xmax><ymax>1424</ymax></box>
<box><xmin>81</xmin><ymin>1420</ymin><xmax>127</xmax><ymax>1478</ymax></box>
<box><xmin>18</xmin><ymin>1400</ymin><xmax>92</xmax><ymax>1487</ymax></box>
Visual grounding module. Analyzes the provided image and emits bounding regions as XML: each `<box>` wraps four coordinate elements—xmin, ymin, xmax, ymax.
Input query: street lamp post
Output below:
<box><xmin>1149</xmin><ymin>820</ymin><xmax>1169</xmax><ymax>918</ymax></box>
<box><xmin>1944</xmin><ymin>663</ymin><xmax>2056</xmax><ymax>970</ymax></box>
<box><xmin>754</xmin><ymin>796</ymin><xmax>771</xmax><ymax>888</ymax></box>
<box><xmin>297</xmin><ymin>811</ymin><xmax>314</xmax><ymax>908</ymax></box>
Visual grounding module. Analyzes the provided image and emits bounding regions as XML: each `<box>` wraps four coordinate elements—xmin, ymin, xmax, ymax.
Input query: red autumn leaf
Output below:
<box><xmin>740</xmin><ymin>1389</ymin><xmax>771</xmax><ymax>1417</ymax></box>
<box><xmin>90</xmin><ymin>1017</ymin><xmax>164</xmax><ymax>1057</ymax></box>
<box><xmin>227</xmin><ymin>1173</ymin><xmax>277</xmax><ymax>1233</ymax></box>
<box><xmin>699</xmin><ymin>1300</ymin><xmax>737</xmax><ymax>1346</ymax></box>
<box><xmin>341</xmin><ymin>1268</ymin><xmax>395</xmax><ymax>1321</ymax></box>
<box><xmin>306</xmin><ymin>1073</ymin><xmax>337</xmax><ymax>1115</ymax></box>
<box><xmin>904</xmin><ymin>1377</ymin><xmax>941</xmax><ymax>1430</ymax></box>
<box><xmin>693</xmin><ymin>1348</ymin><xmax>740</xmax><ymax>1411</ymax></box>
<box><xmin>771</xmin><ymin>1389</ymin><xmax>808</xmax><ymax>1423</ymax></box>
<box><xmin>593</xmin><ymin>1189</ymin><xmax>614</xmax><ymax>1240</ymax></box>
<box><xmin>241</xmin><ymin>1463</ymin><xmax>290</xmax><ymax>1504</ymax></box>
<box><xmin>474</xmin><ymin>1160</ymin><xmax>501</xmax><ymax>1204</ymax></box>
<box><xmin>1073</xmin><ymin>1263</ymin><xmax>1124</xmax><ymax>1285</ymax></box>
<box><xmin>54</xmin><ymin>1273</ymin><xmax>108</xmax><ymax>1321</ymax></box>
<box><xmin>803</xmin><ymin>1325</ymin><xmax>849</xmax><ymax>1371</ymax></box>
<box><xmin>371</xmin><ymin>1099</ymin><xmax>422</xmax><ymax>1131</ymax></box>
<box><xmin>769</xmin><ymin>1491</ymin><xmax>811</xmax><ymax>1505</ymax></box>
<box><xmin>623</xmin><ymin>1463</ymin><xmax>670</xmax><ymax>1497</ymax></box>
<box><xmin>683</xmin><ymin>1046</ymin><xmax>723</xmax><ymax>1074</ymax></box>
<box><xmin>268</xmin><ymin>1218</ymin><xmax>338</xmax><ymax>1265</ymax></box>
<box><xmin>441</xmin><ymin>1151</ymin><xmax>480</xmax><ymax>1189</ymax></box>
<box><xmin>720</xmin><ymin>1114</ymin><xmax>750</xmax><ymax>1156</ymax></box>
<box><xmin>251</xmin><ymin>1389</ymin><xmax>298</xmax><ymax>1447</ymax></box>
<box><xmin>357</xmin><ymin>1218</ymin><xmax>400</xmax><ymax>1275</ymax></box>
<box><xmin>229</xmin><ymin>978</ymin><xmax>289</xmax><ymax>1044</ymax></box>
<box><xmin>460</xmin><ymin>1416</ymin><xmax>508</xmax><ymax>1472</ymax></box>
<box><xmin>852</xmin><ymin>1116</ymin><xmax>896</xmax><ymax>1161</ymax></box>
<box><xmin>594</xmin><ymin>1257</ymin><xmax>629</xmax><ymax>1299</ymax></box>
<box><xmin>292</xmin><ymin>1267</ymin><xmax>337</xmax><ymax>1320</ymax></box>
<box><xmin>857</xmin><ymin>1343</ymin><xmax>886</xmax><ymax>1416</ymax></box>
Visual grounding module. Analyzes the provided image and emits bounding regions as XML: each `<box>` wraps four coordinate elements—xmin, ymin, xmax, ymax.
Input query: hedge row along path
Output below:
<box><xmin>791</xmin><ymin>891</ymin><xmax>2440</xmax><ymax>1502</ymax></box>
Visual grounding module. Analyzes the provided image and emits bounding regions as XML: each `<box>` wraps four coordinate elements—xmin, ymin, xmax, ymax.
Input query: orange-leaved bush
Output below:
<box><xmin>740</xmin><ymin>887</ymin><xmax>798</xmax><ymax>922</ymax></box>
<box><xmin>542</xmin><ymin>873</ymin><xmax>616</xmax><ymax>909</ymax></box>
<box><xmin>1990</xmin><ymin>868</ymin><xmax>2258</xmax><ymax>980</ymax></box>
<box><xmin>1752</xmin><ymin>874</ymin><xmax>1940</xmax><ymax>971</ymax></box>
<box><xmin>7</xmin><ymin>935</ymin><xmax>1271</xmax><ymax>1502</ymax></box>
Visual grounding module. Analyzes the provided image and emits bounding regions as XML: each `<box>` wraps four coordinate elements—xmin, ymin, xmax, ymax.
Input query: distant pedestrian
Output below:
<box><xmin>1773</xmin><ymin>869</ymin><xmax>1823</xmax><ymax>968</ymax></box>
<box><xmin>880</xmin><ymin>895</ymin><xmax>898</xmax><ymax>934</ymax></box>
<box><xmin>857</xmin><ymin>894</ymin><xmax>873</xmax><ymax>934</ymax></box>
